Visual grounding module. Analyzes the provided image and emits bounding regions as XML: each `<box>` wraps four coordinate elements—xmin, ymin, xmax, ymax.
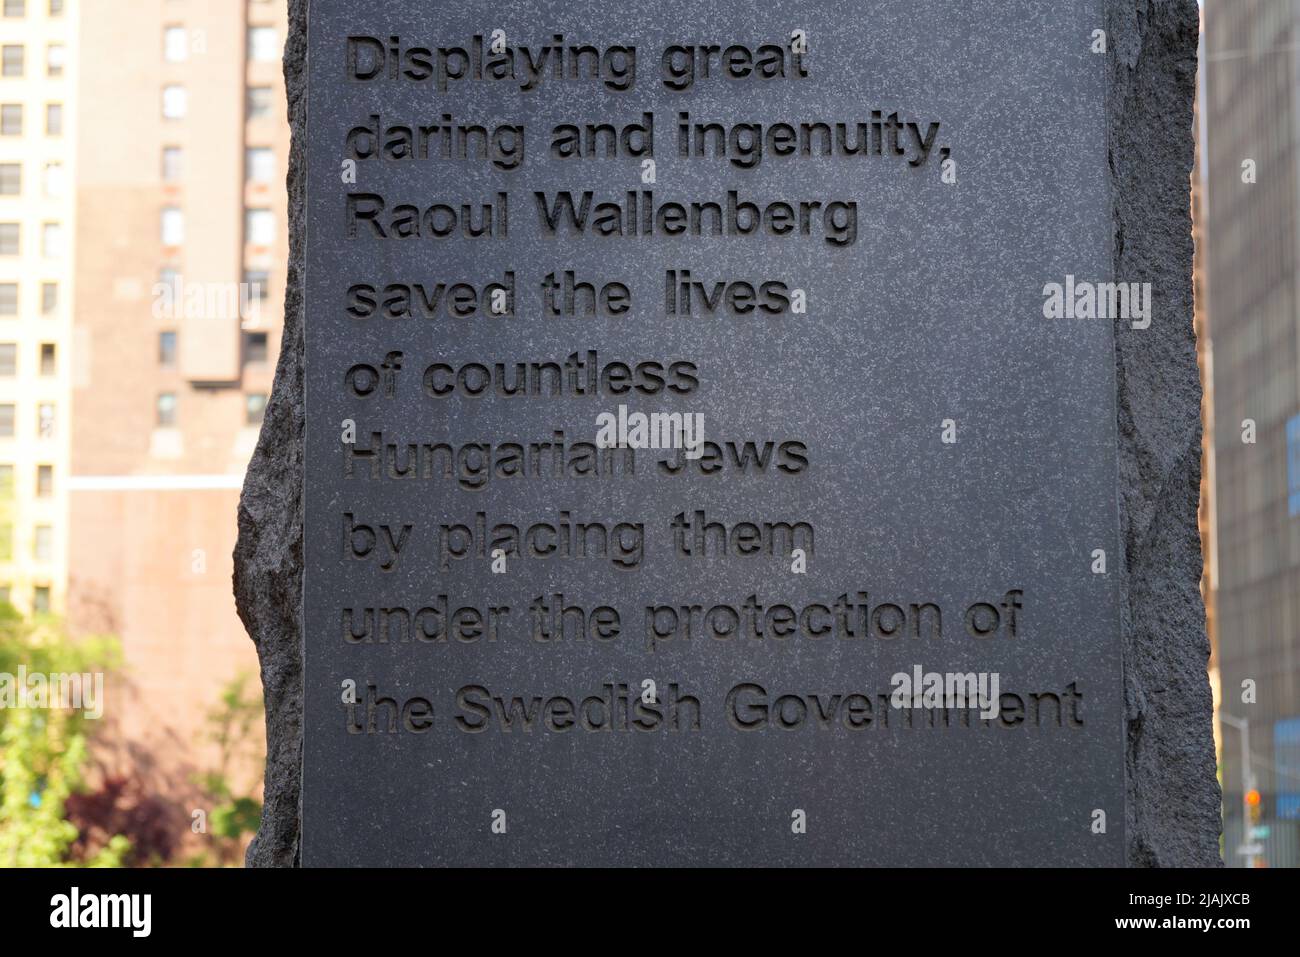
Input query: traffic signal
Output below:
<box><xmin>1246</xmin><ymin>788</ymin><xmax>1262</xmax><ymax>824</ymax></box>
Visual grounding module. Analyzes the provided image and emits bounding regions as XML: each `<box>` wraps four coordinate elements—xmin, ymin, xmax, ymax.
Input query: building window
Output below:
<box><xmin>0</xmin><ymin>342</ymin><xmax>14</xmax><ymax>375</ymax></box>
<box><xmin>163</xmin><ymin>26</ymin><xmax>188</xmax><ymax>63</ymax></box>
<box><xmin>246</xmin><ymin>147</ymin><xmax>274</xmax><ymax>183</ymax></box>
<box><xmin>45</xmin><ymin>43</ymin><xmax>63</xmax><ymax>76</ymax></box>
<box><xmin>0</xmin><ymin>222</ymin><xmax>17</xmax><ymax>254</ymax></box>
<box><xmin>36</xmin><ymin>402</ymin><xmax>53</xmax><ymax>438</ymax></box>
<box><xmin>162</xmin><ymin>85</ymin><xmax>186</xmax><ymax>119</ymax></box>
<box><xmin>247</xmin><ymin>86</ymin><xmax>272</xmax><ymax>119</ymax></box>
<box><xmin>156</xmin><ymin>392</ymin><xmax>176</xmax><ymax>427</ymax></box>
<box><xmin>35</xmin><ymin>463</ymin><xmax>50</xmax><ymax>497</ymax></box>
<box><xmin>158</xmin><ymin>331</ymin><xmax>176</xmax><ymax>367</ymax></box>
<box><xmin>42</xmin><ymin>161</ymin><xmax>62</xmax><ymax>197</ymax></box>
<box><xmin>2</xmin><ymin>45</ymin><xmax>23</xmax><ymax>77</ymax></box>
<box><xmin>0</xmin><ymin>404</ymin><xmax>13</xmax><ymax>437</ymax></box>
<box><xmin>33</xmin><ymin>524</ymin><xmax>51</xmax><ymax>561</ymax></box>
<box><xmin>41</xmin><ymin>221</ymin><xmax>61</xmax><ymax>258</ymax></box>
<box><xmin>245</xmin><ymin>208</ymin><xmax>274</xmax><ymax>245</ymax></box>
<box><xmin>248</xmin><ymin>27</ymin><xmax>279</xmax><ymax>62</ymax></box>
<box><xmin>2</xmin><ymin>1</ymin><xmax>23</xmax><ymax>19</ymax></box>
<box><xmin>245</xmin><ymin>270</ymin><xmax>269</xmax><ymax>301</ymax></box>
<box><xmin>33</xmin><ymin>585</ymin><xmax>49</xmax><ymax>614</ymax></box>
<box><xmin>0</xmin><ymin>163</ymin><xmax>18</xmax><ymax>194</ymax></box>
<box><xmin>161</xmin><ymin>207</ymin><xmax>183</xmax><ymax>246</ymax></box>
<box><xmin>40</xmin><ymin>282</ymin><xmax>55</xmax><ymax>314</ymax></box>
<box><xmin>38</xmin><ymin>342</ymin><xmax>53</xmax><ymax>375</ymax></box>
<box><xmin>161</xmin><ymin>146</ymin><xmax>182</xmax><ymax>182</ymax></box>
<box><xmin>0</xmin><ymin>104</ymin><xmax>21</xmax><ymax>135</ymax></box>
<box><xmin>44</xmin><ymin>102</ymin><xmax>60</xmax><ymax>135</ymax></box>
<box><xmin>0</xmin><ymin>283</ymin><xmax>15</xmax><ymax>315</ymax></box>
<box><xmin>244</xmin><ymin>330</ymin><xmax>269</xmax><ymax>365</ymax></box>
<box><xmin>246</xmin><ymin>393</ymin><xmax>267</xmax><ymax>426</ymax></box>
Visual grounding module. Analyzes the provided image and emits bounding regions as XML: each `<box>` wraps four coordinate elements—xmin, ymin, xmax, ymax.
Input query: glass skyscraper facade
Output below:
<box><xmin>1203</xmin><ymin>0</ymin><xmax>1300</xmax><ymax>868</ymax></box>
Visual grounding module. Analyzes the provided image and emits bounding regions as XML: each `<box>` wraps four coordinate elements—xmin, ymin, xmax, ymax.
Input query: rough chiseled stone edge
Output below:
<box><xmin>1107</xmin><ymin>0</ymin><xmax>1222</xmax><ymax>866</ymax></box>
<box><xmin>234</xmin><ymin>0</ymin><xmax>307</xmax><ymax>869</ymax></box>
<box><xmin>234</xmin><ymin>0</ymin><xmax>1222</xmax><ymax>866</ymax></box>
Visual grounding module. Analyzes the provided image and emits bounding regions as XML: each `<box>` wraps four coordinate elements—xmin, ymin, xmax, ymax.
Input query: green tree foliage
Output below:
<box><xmin>191</xmin><ymin>673</ymin><xmax>264</xmax><ymax>866</ymax></box>
<box><xmin>0</xmin><ymin>603</ymin><xmax>128</xmax><ymax>866</ymax></box>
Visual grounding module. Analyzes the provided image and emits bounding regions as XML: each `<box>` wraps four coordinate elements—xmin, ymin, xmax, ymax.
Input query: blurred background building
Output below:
<box><xmin>0</xmin><ymin>0</ymin><xmax>286</xmax><ymax>817</ymax></box>
<box><xmin>63</xmin><ymin>0</ymin><xmax>286</xmax><ymax>786</ymax></box>
<box><xmin>1201</xmin><ymin>0</ymin><xmax>1300</xmax><ymax>868</ymax></box>
<box><xmin>0</xmin><ymin>0</ymin><xmax>75</xmax><ymax>618</ymax></box>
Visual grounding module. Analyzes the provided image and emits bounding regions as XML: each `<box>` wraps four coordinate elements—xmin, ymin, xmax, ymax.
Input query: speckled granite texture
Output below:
<box><xmin>234</xmin><ymin>0</ymin><xmax>1220</xmax><ymax>866</ymax></box>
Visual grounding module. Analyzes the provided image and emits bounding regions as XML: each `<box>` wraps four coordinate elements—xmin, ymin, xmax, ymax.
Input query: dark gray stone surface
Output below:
<box><xmin>235</xmin><ymin>0</ymin><xmax>1221</xmax><ymax>866</ymax></box>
